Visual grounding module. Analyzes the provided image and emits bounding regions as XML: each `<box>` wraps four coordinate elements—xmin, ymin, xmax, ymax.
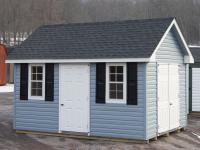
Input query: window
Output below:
<box><xmin>28</xmin><ymin>64</ymin><xmax>45</xmax><ymax>100</ymax></box>
<box><xmin>106</xmin><ymin>63</ymin><xmax>126</xmax><ymax>103</ymax></box>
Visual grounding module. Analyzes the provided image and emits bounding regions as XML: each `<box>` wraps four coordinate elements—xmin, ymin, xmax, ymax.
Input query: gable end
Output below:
<box><xmin>150</xmin><ymin>19</ymin><xmax>194</xmax><ymax>64</ymax></box>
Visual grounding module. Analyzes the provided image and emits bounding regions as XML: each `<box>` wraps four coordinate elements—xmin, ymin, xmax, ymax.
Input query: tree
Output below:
<box><xmin>0</xmin><ymin>0</ymin><xmax>200</xmax><ymax>45</ymax></box>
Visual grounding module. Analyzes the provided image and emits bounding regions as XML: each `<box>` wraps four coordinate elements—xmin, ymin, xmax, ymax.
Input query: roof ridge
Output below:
<box><xmin>40</xmin><ymin>17</ymin><xmax>175</xmax><ymax>28</ymax></box>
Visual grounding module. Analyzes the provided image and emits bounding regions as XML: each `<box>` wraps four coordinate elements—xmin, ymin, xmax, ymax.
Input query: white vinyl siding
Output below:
<box><xmin>192</xmin><ymin>68</ymin><xmax>200</xmax><ymax>111</ymax></box>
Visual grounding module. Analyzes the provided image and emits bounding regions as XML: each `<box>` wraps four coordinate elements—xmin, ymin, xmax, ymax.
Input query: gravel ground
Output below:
<box><xmin>0</xmin><ymin>92</ymin><xmax>199</xmax><ymax>150</ymax></box>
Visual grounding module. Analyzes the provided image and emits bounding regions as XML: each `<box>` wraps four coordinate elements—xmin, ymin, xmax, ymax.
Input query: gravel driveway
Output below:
<box><xmin>0</xmin><ymin>92</ymin><xmax>199</xmax><ymax>150</ymax></box>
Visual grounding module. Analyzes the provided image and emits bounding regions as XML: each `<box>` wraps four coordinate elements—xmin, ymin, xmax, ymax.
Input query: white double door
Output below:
<box><xmin>158</xmin><ymin>64</ymin><xmax>180</xmax><ymax>134</ymax></box>
<box><xmin>59</xmin><ymin>64</ymin><xmax>90</xmax><ymax>133</ymax></box>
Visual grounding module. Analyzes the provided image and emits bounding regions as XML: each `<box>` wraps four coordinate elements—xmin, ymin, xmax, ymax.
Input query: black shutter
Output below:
<box><xmin>127</xmin><ymin>62</ymin><xmax>137</xmax><ymax>105</ymax></box>
<box><xmin>96</xmin><ymin>63</ymin><xmax>106</xmax><ymax>103</ymax></box>
<box><xmin>20</xmin><ymin>64</ymin><xmax>28</xmax><ymax>100</ymax></box>
<box><xmin>45</xmin><ymin>64</ymin><xmax>54</xmax><ymax>101</ymax></box>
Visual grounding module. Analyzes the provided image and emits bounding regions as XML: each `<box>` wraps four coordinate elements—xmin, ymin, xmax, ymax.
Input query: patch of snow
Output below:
<box><xmin>0</xmin><ymin>84</ymin><xmax>14</xmax><ymax>93</ymax></box>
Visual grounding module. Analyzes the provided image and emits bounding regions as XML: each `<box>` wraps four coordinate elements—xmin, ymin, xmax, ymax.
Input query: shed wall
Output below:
<box><xmin>0</xmin><ymin>44</ymin><xmax>7</xmax><ymax>85</ymax></box>
<box><xmin>146</xmin><ymin>62</ymin><xmax>157</xmax><ymax>139</ymax></box>
<box><xmin>179</xmin><ymin>64</ymin><xmax>187</xmax><ymax>126</ymax></box>
<box><xmin>189</xmin><ymin>63</ymin><xmax>200</xmax><ymax>112</ymax></box>
<box><xmin>90</xmin><ymin>63</ymin><xmax>146</xmax><ymax>140</ymax></box>
<box><xmin>155</xmin><ymin>28</ymin><xmax>187</xmax><ymax>127</ymax></box>
<box><xmin>191</xmin><ymin>68</ymin><xmax>200</xmax><ymax>112</ymax></box>
<box><xmin>146</xmin><ymin>28</ymin><xmax>188</xmax><ymax>139</ymax></box>
<box><xmin>14</xmin><ymin>64</ymin><xmax>59</xmax><ymax>132</ymax></box>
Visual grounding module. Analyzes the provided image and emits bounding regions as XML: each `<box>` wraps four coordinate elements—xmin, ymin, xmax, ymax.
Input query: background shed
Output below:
<box><xmin>7</xmin><ymin>47</ymin><xmax>14</xmax><ymax>83</ymax></box>
<box><xmin>189</xmin><ymin>46</ymin><xmax>200</xmax><ymax>113</ymax></box>
<box><xmin>0</xmin><ymin>44</ymin><xmax>14</xmax><ymax>85</ymax></box>
<box><xmin>0</xmin><ymin>44</ymin><xmax>7</xmax><ymax>85</ymax></box>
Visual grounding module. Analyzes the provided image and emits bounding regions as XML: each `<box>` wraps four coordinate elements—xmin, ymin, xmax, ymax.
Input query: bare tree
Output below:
<box><xmin>0</xmin><ymin>0</ymin><xmax>200</xmax><ymax>45</ymax></box>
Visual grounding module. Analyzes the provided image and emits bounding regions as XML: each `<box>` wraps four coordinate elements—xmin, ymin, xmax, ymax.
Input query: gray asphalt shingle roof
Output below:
<box><xmin>7</xmin><ymin>18</ymin><xmax>174</xmax><ymax>60</ymax></box>
<box><xmin>190</xmin><ymin>47</ymin><xmax>200</xmax><ymax>62</ymax></box>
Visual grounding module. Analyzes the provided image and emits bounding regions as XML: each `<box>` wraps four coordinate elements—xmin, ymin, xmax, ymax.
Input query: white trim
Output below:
<box><xmin>88</xmin><ymin>63</ymin><xmax>91</xmax><ymax>135</ymax></box>
<box><xmin>28</xmin><ymin>64</ymin><xmax>45</xmax><ymax>100</ymax></box>
<box><xmin>58</xmin><ymin>64</ymin><xmax>61</xmax><ymax>133</ymax></box>
<box><xmin>150</xmin><ymin>19</ymin><xmax>194</xmax><ymax>64</ymax></box>
<box><xmin>186</xmin><ymin>64</ymin><xmax>189</xmax><ymax>114</ymax></box>
<box><xmin>6</xmin><ymin>58</ymin><xmax>150</xmax><ymax>64</ymax></box>
<box><xmin>106</xmin><ymin>63</ymin><xmax>127</xmax><ymax>104</ymax></box>
<box><xmin>174</xmin><ymin>21</ymin><xmax>194</xmax><ymax>63</ymax></box>
<box><xmin>188</xmin><ymin>45</ymin><xmax>200</xmax><ymax>48</ymax></box>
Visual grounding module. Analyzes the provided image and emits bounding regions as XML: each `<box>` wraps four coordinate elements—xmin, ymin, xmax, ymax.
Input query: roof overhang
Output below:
<box><xmin>188</xmin><ymin>45</ymin><xmax>200</xmax><ymax>48</ymax></box>
<box><xmin>6</xmin><ymin>58</ymin><xmax>150</xmax><ymax>63</ymax></box>
<box><xmin>150</xmin><ymin>18</ymin><xmax>194</xmax><ymax>64</ymax></box>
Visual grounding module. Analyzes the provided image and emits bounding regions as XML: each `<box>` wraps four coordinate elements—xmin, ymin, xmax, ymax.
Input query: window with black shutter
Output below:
<box><xmin>45</xmin><ymin>64</ymin><xmax>54</xmax><ymax>101</ymax></box>
<box><xmin>127</xmin><ymin>62</ymin><xmax>138</xmax><ymax>105</ymax></box>
<box><xmin>96</xmin><ymin>63</ymin><xmax>106</xmax><ymax>103</ymax></box>
<box><xmin>96</xmin><ymin>62</ymin><xmax>138</xmax><ymax>105</ymax></box>
<box><xmin>28</xmin><ymin>64</ymin><xmax>45</xmax><ymax>100</ymax></box>
<box><xmin>106</xmin><ymin>63</ymin><xmax>126</xmax><ymax>104</ymax></box>
<box><xmin>20</xmin><ymin>64</ymin><xmax>28</xmax><ymax>100</ymax></box>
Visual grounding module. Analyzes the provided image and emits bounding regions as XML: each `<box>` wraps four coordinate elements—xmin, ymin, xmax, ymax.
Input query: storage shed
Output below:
<box><xmin>6</xmin><ymin>18</ymin><xmax>194</xmax><ymax>142</ymax></box>
<box><xmin>7</xmin><ymin>47</ymin><xmax>14</xmax><ymax>83</ymax></box>
<box><xmin>0</xmin><ymin>44</ymin><xmax>7</xmax><ymax>85</ymax></box>
<box><xmin>189</xmin><ymin>46</ymin><xmax>200</xmax><ymax>113</ymax></box>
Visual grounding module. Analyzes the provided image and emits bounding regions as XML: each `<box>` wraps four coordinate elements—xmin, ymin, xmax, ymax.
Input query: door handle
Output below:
<box><xmin>61</xmin><ymin>104</ymin><xmax>64</xmax><ymax>106</ymax></box>
<box><xmin>170</xmin><ymin>102</ymin><xmax>173</xmax><ymax>105</ymax></box>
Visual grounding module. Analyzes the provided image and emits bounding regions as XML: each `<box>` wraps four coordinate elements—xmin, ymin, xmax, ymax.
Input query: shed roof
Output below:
<box><xmin>7</xmin><ymin>18</ymin><xmax>175</xmax><ymax>60</ymax></box>
<box><xmin>190</xmin><ymin>47</ymin><xmax>200</xmax><ymax>62</ymax></box>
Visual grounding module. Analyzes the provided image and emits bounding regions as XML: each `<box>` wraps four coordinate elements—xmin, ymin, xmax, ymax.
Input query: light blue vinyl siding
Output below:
<box><xmin>90</xmin><ymin>63</ymin><xmax>146</xmax><ymax>140</ymax></box>
<box><xmin>146</xmin><ymin>63</ymin><xmax>157</xmax><ymax>139</ymax></box>
<box><xmin>145</xmin><ymin>28</ymin><xmax>188</xmax><ymax>139</ymax></box>
<box><xmin>14</xmin><ymin>64</ymin><xmax>59</xmax><ymax>132</ymax></box>
<box><xmin>156</xmin><ymin>28</ymin><xmax>184</xmax><ymax>63</ymax></box>
<box><xmin>154</xmin><ymin>27</ymin><xmax>188</xmax><ymax>129</ymax></box>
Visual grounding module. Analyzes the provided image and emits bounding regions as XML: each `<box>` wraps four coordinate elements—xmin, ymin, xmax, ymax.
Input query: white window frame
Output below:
<box><xmin>106</xmin><ymin>63</ymin><xmax>127</xmax><ymax>104</ymax></box>
<box><xmin>28</xmin><ymin>64</ymin><xmax>45</xmax><ymax>100</ymax></box>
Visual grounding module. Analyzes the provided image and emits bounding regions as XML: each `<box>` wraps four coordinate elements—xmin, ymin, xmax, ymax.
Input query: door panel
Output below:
<box><xmin>158</xmin><ymin>64</ymin><xmax>180</xmax><ymax>134</ymax></box>
<box><xmin>169</xmin><ymin>65</ymin><xmax>180</xmax><ymax>130</ymax></box>
<box><xmin>60</xmin><ymin>64</ymin><xmax>89</xmax><ymax>133</ymax></box>
<box><xmin>158</xmin><ymin>64</ymin><xmax>170</xmax><ymax>133</ymax></box>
